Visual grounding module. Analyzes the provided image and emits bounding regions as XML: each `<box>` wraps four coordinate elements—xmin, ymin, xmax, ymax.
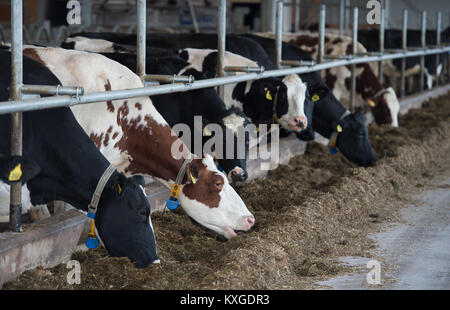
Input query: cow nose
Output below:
<box><xmin>295</xmin><ymin>116</ymin><xmax>307</xmax><ymax>129</ymax></box>
<box><xmin>246</xmin><ymin>216</ymin><xmax>255</xmax><ymax>229</ymax></box>
<box><xmin>230</xmin><ymin>168</ymin><xmax>248</xmax><ymax>182</ymax></box>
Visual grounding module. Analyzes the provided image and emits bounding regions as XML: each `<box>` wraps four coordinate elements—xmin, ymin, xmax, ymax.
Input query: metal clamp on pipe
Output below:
<box><xmin>144</xmin><ymin>74</ymin><xmax>195</xmax><ymax>84</ymax></box>
<box><xmin>280</xmin><ymin>60</ymin><xmax>316</xmax><ymax>67</ymax></box>
<box><xmin>224</xmin><ymin>66</ymin><xmax>265</xmax><ymax>74</ymax></box>
<box><xmin>21</xmin><ymin>84</ymin><xmax>85</xmax><ymax>96</ymax></box>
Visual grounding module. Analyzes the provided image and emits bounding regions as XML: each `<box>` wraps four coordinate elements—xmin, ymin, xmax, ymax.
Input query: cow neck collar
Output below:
<box><xmin>87</xmin><ymin>164</ymin><xmax>117</xmax><ymax>216</ymax></box>
<box><xmin>328</xmin><ymin>110</ymin><xmax>351</xmax><ymax>153</ymax></box>
<box><xmin>85</xmin><ymin>164</ymin><xmax>117</xmax><ymax>249</ymax></box>
<box><xmin>166</xmin><ymin>155</ymin><xmax>194</xmax><ymax>211</ymax></box>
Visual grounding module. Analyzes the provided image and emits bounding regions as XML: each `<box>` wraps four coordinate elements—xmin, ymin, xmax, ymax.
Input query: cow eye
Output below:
<box><xmin>139</xmin><ymin>209</ymin><xmax>149</xmax><ymax>218</ymax></box>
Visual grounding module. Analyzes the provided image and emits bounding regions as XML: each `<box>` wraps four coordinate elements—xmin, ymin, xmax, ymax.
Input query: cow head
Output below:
<box><xmin>94</xmin><ymin>174</ymin><xmax>159</xmax><ymax>268</ymax></box>
<box><xmin>177</xmin><ymin>154</ymin><xmax>255</xmax><ymax>239</ymax></box>
<box><xmin>216</xmin><ymin>108</ymin><xmax>251</xmax><ymax>183</ymax></box>
<box><xmin>275</xmin><ymin>74</ymin><xmax>308</xmax><ymax>132</ymax></box>
<box><xmin>6</xmin><ymin>155</ymin><xmax>160</xmax><ymax>268</ymax></box>
<box><xmin>335</xmin><ymin>112</ymin><xmax>375</xmax><ymax>167</ymax></box>
<box><xmin>367</xmin><ymin>87</ymin><xmax>400</xmax><ymax>127</ymax></box>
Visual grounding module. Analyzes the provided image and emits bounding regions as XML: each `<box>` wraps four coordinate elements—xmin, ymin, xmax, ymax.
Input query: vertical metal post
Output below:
<box><xmin>275</xmin><ymin>1</ymin><xmax>283</xmax><ymax>69</ymax></box>
<box><xmin>136</xmin><ymin>0</ymin><xmax>146</xmax><ymax>82</ymax></box>
<box><xmin>378</xmin><ymin>8</ymin><xmax>385</xmax><ymax>84</ymax></box>
<box><xmin>344</xmin><ymin>0</ymin><xmax>350</xmax><ymax>32</ymax></box>
<box><xmin>294</xmin><ymin>0</ymin><xmax>300</xmax><ymax>33</ymax></box>
<box><xmin>435</xmin><ymin>12</ymin><xmax>442</xmax><ymax>87</ymax></box>
<box><xmin>318</xmin><ymin>4</ymin><xmax>326</xmax><ymax>64</ymax></box>
<box><xmin>420</xmin><ymin>11</ymin><xmax>427</xmax><ymax>92</ymax></box>
<box><xmin>339</xmin><ymin>0</ymin><xmax>345</xmax><ymax>36</ymax></box>
<box><xmin>400</xmin><ymin>9</ymin><xmax>408</xmax><ymax>98</ymax></box>
<box><xmin>350</xmin><ymin>7</ymin><xmax>358</xmax><ymax>113</ymax></box>
<box><xmin>271</xmin><ymin>0</ymin><xmax>277</xmax><ymax>32</ymax></box>
<box><xmin>187</xmin><ymin>0</ymin><xmax>200</xmax><ymax>33</ymax></box>
<box><xmin>217</xmin><ymin>0</ymin><xmax>226</xmax><ymax>99</ymax></box>
<box><xmin>10</xmin><ymin>0</ymin><xmax>23</xmax><ymax>232</ymax></box>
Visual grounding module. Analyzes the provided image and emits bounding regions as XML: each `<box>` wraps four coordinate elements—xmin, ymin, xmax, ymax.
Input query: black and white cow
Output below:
<box><xmin>243</xmin><ymin>34</ymin><xmax>375</xmax><ymax>167</ymax></box>
<box><xmin>63</xmin><ymin>32</ymin><xmax>312</xmax><ymax>134</ymax></box>
<box><xmin>0</xmin><ymin>50</ymin><xmax>158</xmax><ymax>268</ymax></box>
<box><xmin>88</xmin><ymin>50</ymin><xmax>251</xmax><ymax>183</ymax></box>
<box><xmin>22</xmin><ymin>46</ymin><xmax>255</xmax><ymax>240</ymax></box>
<box><xmin>259</xmin><ymin>31</ymin><xmax>401</xmax><ymax>128</ymax></box>
<box><xmin>357</xmin><ymin>28</ymin><xmax>450</xmax><ymax>92</ymax></box>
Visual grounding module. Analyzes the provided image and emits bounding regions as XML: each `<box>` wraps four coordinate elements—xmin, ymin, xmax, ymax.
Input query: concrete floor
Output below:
<box><xmin>317</xmin><ymin>177</ymin><xmax>450</xmax><ymax>290</ymax></box>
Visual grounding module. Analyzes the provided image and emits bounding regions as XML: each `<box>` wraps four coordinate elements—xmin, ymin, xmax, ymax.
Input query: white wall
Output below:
<box><xmin>387</xmin><ymin>0</ymin><xmax>449</xmax><ymax>30</ymax></box>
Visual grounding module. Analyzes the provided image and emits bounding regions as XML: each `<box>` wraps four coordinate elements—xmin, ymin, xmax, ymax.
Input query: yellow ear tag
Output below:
<box><xmin>256</xmin><ymin>126</ymin><xmax>260</xmax><ymax>133</ymax></box>
<box><xmin>88</xmin><ymin>219</ymin><xmax>96</xmax><ymax>238</ymax></box>
<box><xmin>117</xmin><ymin>184</ymin><xmax>122</xmax><ymax>195</ymax></box>
<box><xmin>189</xmin><ymin>172</ymin><xmax>197</xmax><ymax>184</ymax></box>
<box><xmin>337</xmin><ymin>125</ymin><xmax>343</xmax><ymax>133</ymax></box>
<box><xmin>170</xmin><ymin>184</ymin><xmax>180</xmax><ymax>198</ymax></box>
<box><xmin>368</xmin><ymin>100</ymin><xmax>376</xmax><ymax>107</ymax></box>
<box><xmin>8</xmin><ymin>164</ymin><xmax>22</xmax><ymax>182</ymax></box>
<box><xmin>265</xmin><ymin>90</ymin><xmax>272</xmax><ymax>101</ymax></box>
<box><xmin>312</xmin><ymin>94</ymin><xmax>320</xmax><ymax>102</ymax></box>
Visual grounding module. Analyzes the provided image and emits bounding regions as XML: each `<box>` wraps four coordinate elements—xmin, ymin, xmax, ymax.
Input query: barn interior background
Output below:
<box><xmin>0</xmin><ymin>0</ymin><xmax>449</xmax><ymax>290</ymax></box>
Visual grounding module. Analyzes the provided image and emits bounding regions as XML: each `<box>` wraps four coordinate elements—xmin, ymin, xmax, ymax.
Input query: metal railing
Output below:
<box><xmin>1</xmin><ymin>0</ymin><xmax>449</xmax><ymax>231</ymax></box>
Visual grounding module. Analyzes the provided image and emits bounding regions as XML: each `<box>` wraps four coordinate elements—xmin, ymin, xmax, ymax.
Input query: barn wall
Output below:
<box><xmin>297</xmin><ymin>0</ymin><xmax>449</xmax><ymax>30</ymax></box>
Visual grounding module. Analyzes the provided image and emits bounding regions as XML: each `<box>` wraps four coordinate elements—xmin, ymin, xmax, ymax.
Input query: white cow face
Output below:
<box><xmin>178</xmin><ymin>154</ymin><xmax>255</xmax><ymax>239</ymax></box>
<box><xmin>276</xmin><ymin>74</ymin><xmax>308</xmax><ymax>132</ymax></box>
<box><xmin>383</xmin><ymin>87</ymin><xmax>400</xmax><ymax>127</ymax></box>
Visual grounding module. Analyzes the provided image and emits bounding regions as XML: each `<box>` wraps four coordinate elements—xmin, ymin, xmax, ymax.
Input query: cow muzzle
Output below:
<box><xmin>289</xmin><ymin>116</ymin><xmax>308</xmax><ymax>131</ymax></box>
<box><xmin>228</xmin><ymin>167</ymin><xmax>248</xmax><ymax>183</ymax></box>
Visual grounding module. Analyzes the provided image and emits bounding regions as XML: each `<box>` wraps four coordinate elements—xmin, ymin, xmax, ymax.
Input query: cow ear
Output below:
<box><xmin>111</xmin><ymin>173</ymin><xmax>128</xmax><ymax>197</ymax></box>
<box><xmin>186</xmin><ymin>162</ymin><xmax>199</xmax><ymax>184</ymax></box>
<box><xmin>309</xmin><ymin>87</ymin><xmax>329</xmax><ymax>102</ymax></box>
<box><xmin>129</xmin><ymin>175</ymin><xmax>146</xmax><ymax>188</ymax></box>
<box><xmin>0</xmin><ymin>156</ymin><xmax>40</xmax><ymax>184</ymax></box>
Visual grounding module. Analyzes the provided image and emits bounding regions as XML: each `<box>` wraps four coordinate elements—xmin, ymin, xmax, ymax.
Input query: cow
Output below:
<box><xmin>63</xmin><ymin>32</ymin><xmax>313</xmax><ymax>134</ymax></box>
<box><xmin>0</xmin><ymin>50</ymin><xmax>158</xmax><ymax>268</ymax></box>
<box><xmin>357</xmin><ymin>28</ymin><xmax>450</xmax><ymax>92</ymax></box>
<box><xmin>22</xmin><ymin>46</ymin><xmax>255</xmax><ymax>239</ymax></box>
<box><xmin>241</xmin><ymin>34</ymin><xmax>375</xmax><ymax>167</ymax></box>
<box><xmin>257</xmin><ymin>31</ymin><xmax>401</xmax><ymax>128</ymax></box>
<box><xmin>83</xmin><ymin>50</ymin><xmax>251</xmax><ymax>183</ymax></box>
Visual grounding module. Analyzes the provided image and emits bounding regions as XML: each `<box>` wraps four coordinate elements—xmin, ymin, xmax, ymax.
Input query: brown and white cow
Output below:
<box><xmin>22</xmin><ymin>46</ymin><xmax>255</xmax><ymax>239</ymax></box>
<box><xmin>257</xmin><ymin>31</ymin><xmax>400</xmax><ymax>127</ymax></box>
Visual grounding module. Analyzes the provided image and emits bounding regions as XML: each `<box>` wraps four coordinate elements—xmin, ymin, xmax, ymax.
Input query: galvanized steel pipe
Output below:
<box><xmin>9</xmin><ymin>0</ymin><xmax>23</xmax><ymax>232</ymax></box>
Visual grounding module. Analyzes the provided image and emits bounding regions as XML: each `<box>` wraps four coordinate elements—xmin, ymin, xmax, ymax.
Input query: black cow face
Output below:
<box><xmin>93</xmin><ymin>174</ymin><xmax>159</xmax><ymax>268</ymax></box>
<box><xmin>238</xmin><ymin>78</ymin><xmax>281</xmax><ymax>127</ymax></box>
<box><xmin>203</xmin><ymin>109</ymin><xmax>251</xmax><ymax>183</ymax></box>
<box><xmin>336</xmin><ymin>112</ymin><xmax>375</xmax><ymax>167</ymax></box>
<box><xmin>217</xmin><ymin>124</ymin><xmax>250</xmax><ymax>183</ymax></box>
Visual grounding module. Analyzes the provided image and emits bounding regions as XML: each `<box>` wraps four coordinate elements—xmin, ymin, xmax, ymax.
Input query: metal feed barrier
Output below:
<box><xmin>1</xmin><ymin>0</ymin><xmax>449</xmax><ymax>232</ymax></box>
